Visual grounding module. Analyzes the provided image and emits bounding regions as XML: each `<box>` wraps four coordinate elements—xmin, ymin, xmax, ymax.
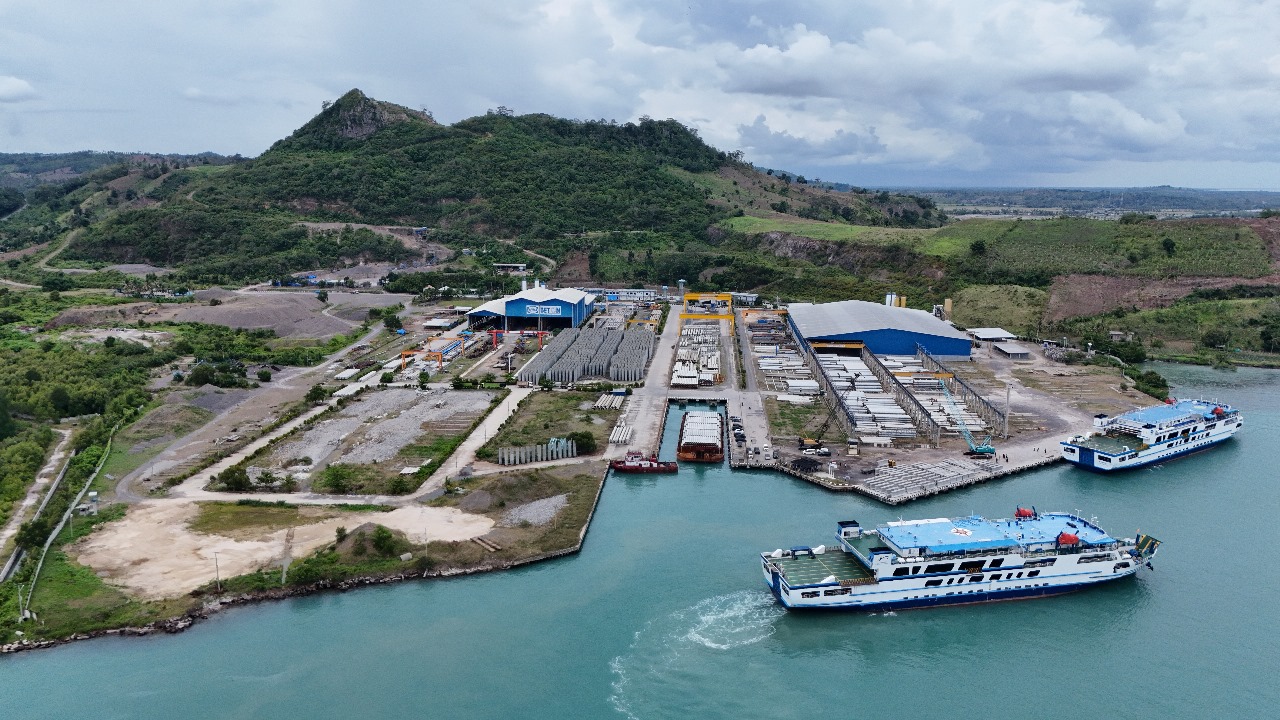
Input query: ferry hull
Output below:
<box><xmin>1062</xmin><ymin>431</ymin><xmax>1234</xmax><ymax>472</ymax></box>
<box><xmin>763</xmin><ymin>559</ymin><xmax>1145</xmax><ymax>612</ymax></box>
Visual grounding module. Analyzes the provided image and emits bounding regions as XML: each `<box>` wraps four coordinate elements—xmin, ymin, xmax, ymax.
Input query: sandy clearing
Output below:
<box><xmin>71</xmin><ymin>501</ymin><xmax>493</xmax><ymax>600</ymax></box>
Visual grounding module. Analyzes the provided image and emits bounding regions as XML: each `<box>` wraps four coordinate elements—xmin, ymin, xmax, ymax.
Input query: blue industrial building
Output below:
<box><xmin>787</xmin><ymin>300</ymin><xmax>971</xmax><ymax>358</ymax></box>
<box><xmin>467</xmin><ymin>287</ymin><xmax>595</xmax><ymax>330</ymax></box>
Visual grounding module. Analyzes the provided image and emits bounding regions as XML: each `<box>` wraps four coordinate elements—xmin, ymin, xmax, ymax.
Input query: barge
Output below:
<box><xmin>676</xmin><ymin>411</ymin><xmax>724</xmax><ymax>463</ymax></box>
<box><xmin>761</xmin><ymin>508</ymin><xmax>1159</xmax><ymax>611</ymax></box>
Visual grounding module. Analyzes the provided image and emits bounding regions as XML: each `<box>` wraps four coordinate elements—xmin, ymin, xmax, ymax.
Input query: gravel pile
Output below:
<box><xmin>501</xmin><ymin>494</ymin><xmax>568</xmax><ymax>527</ymax></box>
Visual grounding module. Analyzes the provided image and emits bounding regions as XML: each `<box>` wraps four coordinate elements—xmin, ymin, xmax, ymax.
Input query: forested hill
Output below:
<box><xmin>27</xmin><ymin>89</ymin><xmax>944</xmax><ymax>282</ymax></box>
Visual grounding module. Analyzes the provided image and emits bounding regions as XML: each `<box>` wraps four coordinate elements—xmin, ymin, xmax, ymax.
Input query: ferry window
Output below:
<box><xmin>989</xmin><ymin>573</ymin><xmax>1001</xmax><ymax>580</ymax></box>
<box><xmin>1017</xmin><ymin>572</ymin><xmax>1024</xmax><ymax>578</ymax></box>
<box><xmin>1028</xmin><ymin>570</ymin><xmax>1040</xmax><ymax>577</ymax></box>
<box><xmin>801</xmin><ymin>591</ymin><xmax>819</xmax><ymax>598</ymax></box>
<box><xmin>1098</xmin><ymin>456</ymin><xmax>1111</xmax><ymax>463</ymax></box>
<box><xmin>925</xmin><ymin>563</ymin><xmax>954</xmax><ymax>574</ymax></box>
<box><xmin>959</xmin><ymin>560</ymin><xmax>984</xmax><ymax>572</ymax></box>
<box><xmin>892</xmin><ymin>567</ymin><xmax>911</xmax><ymax>577</ymax></box>
<box><xmin>925</xmin><ymin>579</ymin><xmax>943</xmax><ymax>587</ymax></box>
<box><xmin>968</xmin><ymin>575</ymin><xmax>985</xmax><ymax>583</ymax></box>
<box><xmin>912</xmin><ymin>566</ymin><xmax>920</xmax><ymax>574</ymax></box>
<box><xmin>988</xmin><ymin>558</ymin><xmax>1003</xmax><ymax>568</ymax></box>
<box><xmin>823</xmin><ymin>588</ymin><xmax>851</xmax><ymax>596</ymax></box>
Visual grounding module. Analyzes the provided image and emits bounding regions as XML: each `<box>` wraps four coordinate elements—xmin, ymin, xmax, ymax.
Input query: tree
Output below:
<box><xmin>320</xmin><ymin>464</ymin><xmax>353</xmax><ymax>493</ymax></box>
<box><xmin>371</xmin><ymin>525</ymin><xmax>398</xmax><ymax>556</ymax></box>
<box><xmin>257</xmin><ymin>369</ymin><xmax>272</xmax><ymax>382</ymax></box>
<box><xmin>380</xmin><ymin>371</ymin><xmax>395</xmax><ymax>384</ymax></box>
<box><xmin>418</xmin><ymin>371</ymin><xmax>431</xmax><ymax>389</ymax></box>
<box><xmin>186</xmin><ymin>364</ymin><xmax>216</xmax><ymax>386</ymax></box>
<box><xmin>1201</xmin><ymin>328</ymin><xmax>1230</xmax><ymax>348</ymax></box>
<box><xmin>49</xmin><ymin>385</ymin><xmax>71</xmax><ymax>414</ymax></box>
<box><xmin>383</xmin><ymin>314</ymin><xmax>403</xmax><ymax>331</ymax></box>
<box><xmin>217</xmin><ymin>466</ymin><xmax>252</xmax><ymax>492</ymax></box>
<box><xmin>1162</xmin><ymin>237</ymin><xmax>1177</xmax><ymax>257</ymax></box>
<box><xmin>0</xmin><ymin>392</ymin><xmax>15</xmax><ymax>440</ymax></box>
<box><xmin>567</xmin><ymin>430</ymin><xmax>598</xmax><ymax>454</ymax></box>
<box><xmin>970</xmin><ymin>239</ymin><xmax>987</xmax><ymax>256</ymax></box>
<box><xmin>305</xmin><ymin>384</ymin><xmax>327</xmax><ymax>403</ymax></box>
<box><xmin>316</xmin><ymin>290</ymin><xmax>328</xmax><ymax>303</ymax></box>
<box><xmin>15</xmin><ymin>518</ymin><xmax>50</xmax><ymax>550</ymax></box>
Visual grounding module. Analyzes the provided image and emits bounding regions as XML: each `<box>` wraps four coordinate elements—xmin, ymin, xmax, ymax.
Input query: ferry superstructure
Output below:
<box><xmin>1060</xmin><ymin>399</ymin><xmax>1241</xmax><ymax>471</ymax></box>
<box><xmin>761</xmin><ymin>509</ymin><xmax>1159</xmax><ymax>611</ymax></box>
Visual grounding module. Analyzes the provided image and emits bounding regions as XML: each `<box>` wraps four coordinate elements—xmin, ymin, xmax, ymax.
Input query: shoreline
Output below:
<box><xmin>1</xmin><ymin>465</ymin><xmax>610</xmax><ymax>657</ymax></box>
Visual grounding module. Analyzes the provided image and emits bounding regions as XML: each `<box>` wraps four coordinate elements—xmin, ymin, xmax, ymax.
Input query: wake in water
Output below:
<box><xmin>609</xmin><ymin>590</ymin><xmax>785</xmax><ymax>719</ymax></box>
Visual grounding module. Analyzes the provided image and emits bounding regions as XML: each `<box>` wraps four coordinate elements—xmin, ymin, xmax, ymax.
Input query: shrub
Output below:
<box><xmin>216</xmin><ymin>466</ymin><xmax>252</xmax><ymax>492</ymax></box>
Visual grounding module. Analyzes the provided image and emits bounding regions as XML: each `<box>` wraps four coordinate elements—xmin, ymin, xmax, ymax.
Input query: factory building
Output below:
<box><xmin>787</xmin><ymin>300</ymin><xmax>971</xmax><ymax>359</ymax></box>
<box><xmin>467</xmin><ymin>286</ymin><xmax>595</xmax><ymax>330</ymax></box>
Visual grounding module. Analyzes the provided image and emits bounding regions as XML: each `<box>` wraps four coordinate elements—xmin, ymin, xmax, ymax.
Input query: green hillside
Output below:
<box><xmin>0</xmin><ymin>89</ymin><xmax>1274</xmax><ymax>329</ymax></box>
<box><xmin>32</xmin><ymin>89</ymin><xmax>947</xmax><ymax>285</ymax></box>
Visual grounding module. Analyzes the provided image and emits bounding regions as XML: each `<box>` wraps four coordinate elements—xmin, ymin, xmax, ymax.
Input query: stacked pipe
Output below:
<box><xmin>543</xmin><ymin>327</ymin><xmax>612</xmax><ymax>384</ymax></box>
<box><xmin>517</xmin><ymin>328</ymin><xmax>580</xmax><ymax>383</ymax></box>
<box><xmin>608</xmin><ymin>327</ymin><xmax>654</xmax><ymax>382</ymax></box>
<box><xmin>586</xmin><ymin>328</ymin><xmax>625</xmax><ymax>377</ymax></box>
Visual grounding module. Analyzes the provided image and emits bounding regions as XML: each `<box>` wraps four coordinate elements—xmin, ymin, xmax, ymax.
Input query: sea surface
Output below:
<box><xmin>2</xmin><ymin>364</ymin><xmax>1278</xmax><ymax>719</ymax></box>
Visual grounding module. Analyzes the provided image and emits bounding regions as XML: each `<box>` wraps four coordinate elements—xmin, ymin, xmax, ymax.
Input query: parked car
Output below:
<box><xmin>816</xmin><ymin>448</ymin><xmax>831</xmax><ymax>456</ymax></box>
<box><xmin>803</xmin><ymin>448</ymin><xmax>818</xmax><ymax>456</ymax></box>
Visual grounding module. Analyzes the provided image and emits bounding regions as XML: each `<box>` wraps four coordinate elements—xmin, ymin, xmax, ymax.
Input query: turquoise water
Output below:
<box><xmin>3</xmin><ymin>365</ymin><xmax>1279</xmax><ymax>719</ymax></box>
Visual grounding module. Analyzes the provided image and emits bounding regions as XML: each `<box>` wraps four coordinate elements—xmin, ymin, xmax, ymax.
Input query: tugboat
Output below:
<box><xmin>609</xmin><ymin>450</ymin><xmax>679</xmax><ymax>474</ymax></box>
<box><xmin>761</xmin><ymin>507</ymin><xmax>1160</xmax><ymax>611</ymax></box>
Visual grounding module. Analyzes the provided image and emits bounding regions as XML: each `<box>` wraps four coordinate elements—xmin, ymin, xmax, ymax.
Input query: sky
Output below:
<box><xmin>1</xmin><ymin>0</ymin><xmax>1278</xmax><ymax>189</ymax></box>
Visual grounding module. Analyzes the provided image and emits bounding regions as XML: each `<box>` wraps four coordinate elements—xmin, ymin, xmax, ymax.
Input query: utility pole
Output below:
<box><xmin>213</xmin><ymin>552</ymin><xmax>221</xmax><ymax>594</ymax></box>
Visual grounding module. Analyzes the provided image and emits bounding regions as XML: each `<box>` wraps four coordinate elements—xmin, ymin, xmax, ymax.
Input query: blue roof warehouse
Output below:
<box><xmin>786</xmin><ymin>299</ymin><xmax>971</xmax><ymax>358</ymax></box>
<box><xmin>466</xmin><ymin>287</ymin><xmax>595</xmax><ymax>330</ymax></box>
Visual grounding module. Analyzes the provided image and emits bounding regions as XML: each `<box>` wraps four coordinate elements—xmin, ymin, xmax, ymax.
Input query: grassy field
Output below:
<box><xmin>950</xmin><ymin>284</ymin><xmax>1048</xmax><ymax>335</ymax></box>
<box><xmin>476</xmin><ymin>390</ymin><xmax>620</xmax><ymax>460</ymax></box>
<box><xmin>208</xmin><ymin>462</ymin><xmax>607</xmax><ymax>597</ymax></box>
<box><xmin>1059</xmin><ymin>297</ymin><xmax>1279</xmax><ymax>351</ymax></box>
<box><xmin>98</xmin><ymin>403</ymin><xmax>214</xmax><ymax>485</ymax></box>
<box><xmin>936</xmin><ymin>218</ymin><xmax>1269</xmax><ymax>279</ymax></box>
<box><xmin>720</xmin><ymin>215</ymin><xmax>937</xmax><ymax>245</ymax></box>
<box><xmin>429</xmin><ymin>461</ymin><xmax>607</xmax><ymax>560</ymax></box>
<box><xmin>186</xmin><ymin>500</ymin><xmax>386</xmax><ymax>535</ymax></box>
<box><xmin>764</xmin><ymin>396</ymin><xmax>831</xmax><ymax>444</ymax></box>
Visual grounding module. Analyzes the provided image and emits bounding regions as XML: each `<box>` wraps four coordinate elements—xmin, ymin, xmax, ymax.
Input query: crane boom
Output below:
<box><xmin>939</xmin><ymin>380</ymin><xmax>994</xmax><ymax>455</ymax></box>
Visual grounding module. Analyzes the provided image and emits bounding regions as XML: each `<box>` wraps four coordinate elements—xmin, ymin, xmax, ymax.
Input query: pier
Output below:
<box><xmin>768</xmin><ymin>454</ymin><xmax>1063</xmax><ymax>505</ymax></box>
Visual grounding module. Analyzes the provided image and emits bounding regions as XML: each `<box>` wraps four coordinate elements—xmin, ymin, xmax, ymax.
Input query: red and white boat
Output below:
<box><xmin>609</xmin><ymin>450</ymin><xmax>679</xmax><ymax>474</ymax></box>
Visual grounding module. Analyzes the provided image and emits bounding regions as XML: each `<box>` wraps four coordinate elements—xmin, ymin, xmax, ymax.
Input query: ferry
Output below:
<box><xmin>609</xmin><ymin>450</ymin><xmax>678</xmax><ymax>474</ymax></box>
<box><xmin>1060</xmin><ymin>398</ymin><xmax>1242</xmax><ymax>471</ymax></box>
<box><xmin>761</xmin><ymin>508</ymin><xmax>1159</xmax><ymax>611</ymax></box>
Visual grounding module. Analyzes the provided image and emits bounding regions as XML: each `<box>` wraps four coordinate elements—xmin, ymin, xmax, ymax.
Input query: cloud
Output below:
<box><xmin>0</xmin><ymin>1</ymin><xmax>1276</xmax><ymax>186</ymax></box>
<box><xmin>0</xmin><ymin>75</ymin><xmax>35</xmax><ymax>102</ymax></box>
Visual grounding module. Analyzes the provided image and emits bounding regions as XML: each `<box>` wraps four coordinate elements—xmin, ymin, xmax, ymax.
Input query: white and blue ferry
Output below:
<box><xmin>761</xmin><ymin>509</ymin><xmax>1159</xmax><ymax>611</ymax></box>
<box><xmin>1060</xmin><ymin>398</ymin><xmax>1242</xmax><ymax>471</ymax></box>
